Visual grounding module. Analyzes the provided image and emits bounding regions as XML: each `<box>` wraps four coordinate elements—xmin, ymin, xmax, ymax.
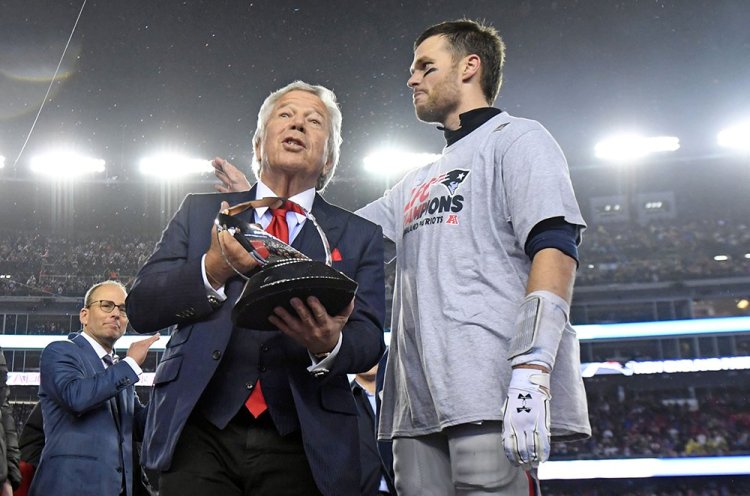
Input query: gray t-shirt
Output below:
<box><xmin>357</xmin><ymin>112</ymin><xmax>591</xmax><ymax>440</ymax></box>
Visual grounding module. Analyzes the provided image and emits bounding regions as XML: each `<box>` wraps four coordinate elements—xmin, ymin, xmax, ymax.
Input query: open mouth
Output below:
<box><xmin>283</xmin><ymin>137</ymin><xmax>305</xmax><ymax>148</ymax></box>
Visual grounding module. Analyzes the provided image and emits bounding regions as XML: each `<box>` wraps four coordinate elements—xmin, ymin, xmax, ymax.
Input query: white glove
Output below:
<box><xmin>502</xmin><ymin>367</ymin><xmax>551</xmax><ymax>468</ymax></box>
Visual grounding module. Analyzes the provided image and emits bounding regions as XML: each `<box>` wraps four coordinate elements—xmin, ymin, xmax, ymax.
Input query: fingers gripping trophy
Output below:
<box><xmin>215</xmin><ymin>196</ymin><xmax>357</xmax><ymax>330</ymax></box>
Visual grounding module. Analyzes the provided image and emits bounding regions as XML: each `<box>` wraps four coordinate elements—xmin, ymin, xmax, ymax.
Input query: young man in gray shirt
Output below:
<box><xmin>356</xmin><ymin>19</ymin><xmax>590</xmax><ymax>495</ymax></box>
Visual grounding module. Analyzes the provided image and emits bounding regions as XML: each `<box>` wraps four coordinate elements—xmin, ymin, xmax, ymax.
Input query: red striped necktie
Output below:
<box><xmin>244</xmin><ymin>201</ymin><xmax>303</xmax><ymax>417</ymax></box>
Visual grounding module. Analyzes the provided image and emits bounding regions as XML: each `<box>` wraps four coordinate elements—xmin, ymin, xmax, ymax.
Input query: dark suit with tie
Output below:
<box><xmin>351</xmin><ymin>381</ymin><xmax>395</xmax><ymax>496</ymax></box>
<box><xmin>352</xmin><ymin>351</ymin><xmax>395</xmax><ymax>496</ymax></box>
<box><xmin>127</xmin><ymin>188</ymin><xmax>386</xmax><ymax>496</ymax></box>
<box><xmin>30</xmin><ymin>333</ymin><xmax>145</xmax><ymax>496</ymax></box>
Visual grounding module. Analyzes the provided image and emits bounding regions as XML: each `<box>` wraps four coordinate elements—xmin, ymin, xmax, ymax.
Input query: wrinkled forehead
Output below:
<box><xmin>273</xmin><ymin>90</ymin><xmax>328</xmax><ymax>119</ymax></box>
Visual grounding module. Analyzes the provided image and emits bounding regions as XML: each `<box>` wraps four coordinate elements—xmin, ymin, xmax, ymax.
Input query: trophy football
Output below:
<box><xmin>215</xmin><ymin>197</ymin><xmax>358</xmax><ymax>330</ymax></box>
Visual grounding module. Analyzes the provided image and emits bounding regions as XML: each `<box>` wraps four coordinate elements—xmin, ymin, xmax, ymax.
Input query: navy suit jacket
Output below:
<box><xmin>375</xmin><ymin>350</ymin><xmax>394</xmax><ymax>490</ymax></box>
<box><xmin>351</xmin><ymin>375</ymin><xmax>395</xmax><ymax>495</ymax></box>
<box><xmin>30</xmin><ymin>333</ymin><xmax>145</xmax><ymax>496</ymax></box>
<box><xmin>127</xmin><ymin>188</ymin><xmax>386</xmax><ymax>496</ymax></box>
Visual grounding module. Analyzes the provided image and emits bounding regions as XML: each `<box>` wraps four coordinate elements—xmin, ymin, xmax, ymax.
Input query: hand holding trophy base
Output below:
<box><xmin>215</xmin><ymin>197</ymin><xmax>357</xmax><ymax>331</ymax></box>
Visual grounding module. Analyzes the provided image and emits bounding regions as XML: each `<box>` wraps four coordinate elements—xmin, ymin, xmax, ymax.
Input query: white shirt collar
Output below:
<box><xmin>254</xmin><ymin>180</ymin><xmax>315</xmax><ymax>221</ymax></box>
<box><xmin>80</xmin><ymin>331</ymin><xmax>114</xmax><ymax>365</ymax></box>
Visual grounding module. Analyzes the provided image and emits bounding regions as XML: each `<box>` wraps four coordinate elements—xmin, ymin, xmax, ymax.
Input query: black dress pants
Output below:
<box><xmin>159</xmin><ymin>409</ymin><xmax>323</xmax><ymax>496</ymax></box>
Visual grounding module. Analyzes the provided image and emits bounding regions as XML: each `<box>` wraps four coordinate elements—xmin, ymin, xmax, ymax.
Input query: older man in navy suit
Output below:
<box><xmin>127</xmin><ymin>81</ymin><xmax>386</xmax><ymax>496</ymax></box>
<box><xmin>30</xmin><ymin>281</ymin><xmax>159</xmax><ymax>496</ymax></box>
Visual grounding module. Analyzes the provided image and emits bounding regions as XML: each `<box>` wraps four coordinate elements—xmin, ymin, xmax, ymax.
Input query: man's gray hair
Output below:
<box><xmin>252</xmin><ymin>80</ymin><xmax>343</xmax><ymax>191</ymax></box>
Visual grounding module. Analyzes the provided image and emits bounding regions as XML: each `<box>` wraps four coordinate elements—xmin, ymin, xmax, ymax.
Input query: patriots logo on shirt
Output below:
<box><xmin>439</xmin><ymin>169</ymin><xmax>470</xmax><ymax>196</ymax></box>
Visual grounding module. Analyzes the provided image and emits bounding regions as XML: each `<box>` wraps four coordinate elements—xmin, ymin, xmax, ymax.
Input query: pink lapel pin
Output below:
<box><xmin>331</xmin><ymin>248</ymin><xmax>343</xmax><ymax>261</ymax></box>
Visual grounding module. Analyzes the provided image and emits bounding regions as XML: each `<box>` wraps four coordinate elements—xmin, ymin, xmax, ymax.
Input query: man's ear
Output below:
<box><xmin>461</xmin><ymin>54</ymin><xmax>481</xmax><ymax>83</ymax></box>
<box><xmin>79</xmin><ymin>307</ymin><xmax>88</xmax><ymax>328</ymax></box>
<box><xmin>253</xmin><ymin>139</ymin><xmax>262</xmax><ymax>164</ymax></box>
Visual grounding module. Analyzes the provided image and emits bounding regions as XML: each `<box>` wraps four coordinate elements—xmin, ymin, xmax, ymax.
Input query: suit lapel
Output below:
<box><xmin>292</xmin><ymin>194</ymin><xmax>346</xmax><ymax>261</ymax></box>
<box><xmin>72</xmin><ymin>333</ymin><xmax>104</xmax><ymax>375</ymax></box>
<box><xmin>72</xmin><ymin>334</ymin><xmax>123</xmax><ymax>431</ymax></box>
<box><xmin>232</xmin><ymin>185</ymin><xmax>259</xmax><ymax>225</ymax></box>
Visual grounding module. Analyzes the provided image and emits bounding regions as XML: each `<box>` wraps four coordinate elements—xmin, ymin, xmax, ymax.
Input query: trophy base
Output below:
<box><xmin>232</xmin><ymin>259</ymin><xmax>358</xmax><ymax>331</ymax></box>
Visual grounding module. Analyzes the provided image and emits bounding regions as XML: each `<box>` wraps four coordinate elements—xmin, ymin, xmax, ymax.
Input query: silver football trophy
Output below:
<box><xmin>215</xmin><ymin>197</ymin><xmax>358</xmax><ymax>330</ymax></box>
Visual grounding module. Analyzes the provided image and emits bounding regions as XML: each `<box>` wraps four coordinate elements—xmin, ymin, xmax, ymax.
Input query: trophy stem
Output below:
<box><xmin>215</xmin><ymin>224</ymin><xmax>251</xmax><ymax>282</ymax></box>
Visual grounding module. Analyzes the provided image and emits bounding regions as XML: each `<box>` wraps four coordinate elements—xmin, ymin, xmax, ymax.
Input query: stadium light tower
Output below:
<box><xmin>717</xmin><ymin>121</ymin><xmax>750</xmax><ymax>152</ymax></box>
<box><xmin>30</xmin><ymin>151</ymin><xmax>105</xmax><ymax>177</ymax></box>
<box><xmin>139</xmin><ymin>154</ymin><xmax>213</xmax><ymax>179</ymax></box>
<box><xmin>363</xmin><ymin>148</ymin><xmax>441</xmax><ymax>176</ymax></box>
<box><xmin>594</xmin><ymin>134</ymin><xmax>680</xmax><ymax>162</ymax></box>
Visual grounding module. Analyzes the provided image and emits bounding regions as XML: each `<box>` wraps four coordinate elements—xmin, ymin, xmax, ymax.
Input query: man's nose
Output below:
<box><xmin>407</xmin><ymin>73</ymin><xmax>419</xmax><ymax>88</ymax></box>
<box><xmin>290</xmin><ymin>114</ymin><xmax>306</xmax><ymax>131</ymax></box>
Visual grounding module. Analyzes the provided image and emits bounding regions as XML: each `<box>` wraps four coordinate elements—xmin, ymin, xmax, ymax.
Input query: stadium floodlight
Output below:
<box><xmin>575</xmin><ymin>316</ymin><xmax>750</xmax><ymax>341</ymax></box>
<box><xmin>713</xmin><ymin>255</ymin><xmax>729</xmax><ymax>262</ymax></box>
<box><xmin>717</xmin><ymin>121</ymin><xmax>750</xmax><ymax>152</ymax></box>
<box><xmin>745</xmin><ymin>253</ymin><xmax>750</xmax><ymax>259</ymax></box>
<box><xmin>594</xmin><ymin>134</ymin><xmax>680</xmax><ymax>162</ymax></box>
<box><xmin>363</xmin><ymin>149</ymin><xmax>441</xmax><ymax>176</ymax></box>
<box><xmin>30</xmin><ymin>151</ymin><xmax>105</xmax><ymax>177</ymax></box>
<box><xmin>139</xmin><ymin>154</ymin><xmax>213</xmax><ymax>179</ymax></box>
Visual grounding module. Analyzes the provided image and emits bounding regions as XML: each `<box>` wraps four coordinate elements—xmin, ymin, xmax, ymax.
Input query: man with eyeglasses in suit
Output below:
<box><xmin>30</xmin><ymin>281</ymin><xmax>160</xmax><ymax>496</ymax></box>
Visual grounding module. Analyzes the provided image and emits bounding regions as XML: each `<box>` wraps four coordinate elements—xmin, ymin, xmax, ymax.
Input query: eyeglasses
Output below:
<box><xmin>88</xmin><ymin>299</ymin><xmax>127</xmax><ymax>316</ymax></box>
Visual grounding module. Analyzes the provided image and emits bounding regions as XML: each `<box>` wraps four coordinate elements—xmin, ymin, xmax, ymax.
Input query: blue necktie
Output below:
<box><xmin>102</xmin><ymin>354</ymin><xmax>119</xmax><ymax>367</ymax></box>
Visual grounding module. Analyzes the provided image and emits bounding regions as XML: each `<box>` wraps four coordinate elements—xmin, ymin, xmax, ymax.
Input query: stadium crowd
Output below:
<box><xmin>0</xmin><ymin>230</ymin><xmax>154</xmax><ymax>297</ymax></box>
<box><xmin>2</xmin><ymin>218</ymin><xmax>748</xmax><ymax>298</ymax></box>
<box><xmin>577</xmin><ymin>219</ymin><xmax>750</xmax><ymax>285</ymax></box>
<box><xmin>552</xmin><ymin>392</ymin><xmax>750</xmax><ymax>460</ymax></box>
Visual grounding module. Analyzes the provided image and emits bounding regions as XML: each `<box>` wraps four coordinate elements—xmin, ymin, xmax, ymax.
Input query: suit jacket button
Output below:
<box><xmin>211</xmin><ymin>350</ymin><xmax>221</xmax><ymax>360</ymax></box>
<box><xmin>116</xmin><ymin>466</ymin><xmax>123</xmax><ymax>473</ymax></box>
<box><xmin>245</xmin><ymin>382</ymin><xmax>254</xmax><ymax>390</ymax></box>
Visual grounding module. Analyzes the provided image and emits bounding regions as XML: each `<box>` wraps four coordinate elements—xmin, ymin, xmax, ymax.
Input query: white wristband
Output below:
<box><xmin>508</xmin><ymin>290</ymin><xmax>569</xmax><ymax>369</ymax></box>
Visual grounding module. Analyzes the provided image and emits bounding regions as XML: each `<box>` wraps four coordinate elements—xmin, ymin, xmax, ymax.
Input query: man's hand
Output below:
<box><xmin>501</xmin><ymin>367</ymin><xmax>551</xmax><ymax>469</ymax></box>
<box><xmin>126</xmin><ymin>333</ymin><xmax>161</xmax><ymax>366</ymax></box>
<box><xmin>1</xmin><ymin>481</ymin><xmax>12</xmax><ymax>496</ymax></box>
<box><xmin>212</xmin><ymin>157</ymin><xmax>251</xmax><ymax>193</ymax></box>
<box><xmin>204</xmin><ymin>201</ymin><xmax>259</xmax><ymax>288</ymax></box>
<box><xmin>268</xmin><ymin>296</ymin><xmax>354</xmax><ymax>354</ymax></box>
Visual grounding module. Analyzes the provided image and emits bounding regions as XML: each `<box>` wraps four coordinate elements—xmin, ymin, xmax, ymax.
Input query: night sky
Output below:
<box><xmin>1</xmin><ymin>0</ymin><xmax>749</xmax><ymax>229</ymax></box>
